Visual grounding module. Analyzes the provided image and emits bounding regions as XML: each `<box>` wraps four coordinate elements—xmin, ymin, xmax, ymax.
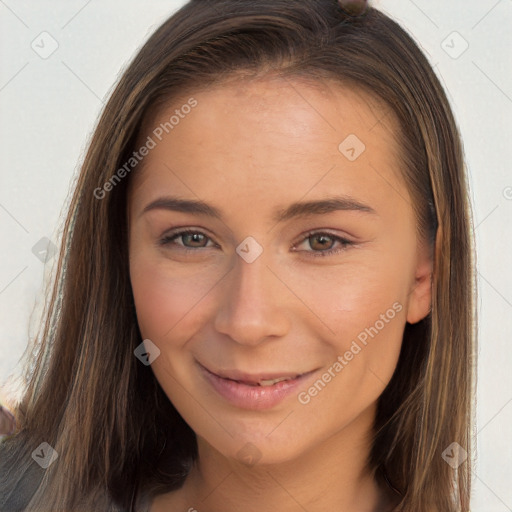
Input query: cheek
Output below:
<box><xmin>292</xmin><ymin>280</ymin><xmax>406</xmax><ymax>433</ymax></box>
<box><xmin>129</xmin><ymin>243</ymin><xmax>233</xmax><ymax>349</ymax></box>
<box><xmin>283</xmin><ymin>253</ymin><xmax>409</xmax><ymax>400</ymax></box>
<box><xmin>129</xmin><ymin>255</ymin><xmax>211</xmax><ymax>341</ymax></box>
<box><xmin>282</xmin><ymin>251</ymin><xmax>409</xmax><ymax>338</ymax></box>
<box><xmin>337</xmin><ymin>267</ymin><xmax>408</xmax><ymax>385</ymax></box>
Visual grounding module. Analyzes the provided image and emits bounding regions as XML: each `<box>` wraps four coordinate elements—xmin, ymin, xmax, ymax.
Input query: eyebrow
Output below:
<box><xmin>140</xmin><ymin>195</ymin><xmax>377</xmax><ymax>223</ymax></box>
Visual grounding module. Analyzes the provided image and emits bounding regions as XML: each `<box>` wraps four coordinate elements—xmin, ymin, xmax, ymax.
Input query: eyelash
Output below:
<box><xmin>158</xmin><ymin>229</ymin><xmax>354</xmax><ymax>258</ymax></box>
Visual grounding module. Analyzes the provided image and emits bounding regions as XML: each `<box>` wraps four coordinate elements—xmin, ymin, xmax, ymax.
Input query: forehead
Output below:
<box><xmin>128</xmin><ymin>75</ymin><xmax>407</xmax><ymax>220</ymax></box>
<box><xmin>148</xmin><ymin>73</ymin><xmax>397</xmax><ymax>144</ymax></box>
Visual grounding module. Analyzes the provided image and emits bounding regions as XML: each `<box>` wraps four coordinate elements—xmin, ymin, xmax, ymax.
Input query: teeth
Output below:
<box><xmin>228</xmin><ymin>375</ymin><xmax>301</xmax><ymax>386</ymax></box>
<box><xmin>258</xmin><ymin>377</ymin><xmax>293</xmax><ymax>386</ymax></box>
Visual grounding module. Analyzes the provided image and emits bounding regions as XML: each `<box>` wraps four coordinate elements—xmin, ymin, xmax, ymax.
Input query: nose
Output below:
<box><xmin>213</xmin><ymin>249</ymin><xmax>291</xmax><ymax>346</ymax></box>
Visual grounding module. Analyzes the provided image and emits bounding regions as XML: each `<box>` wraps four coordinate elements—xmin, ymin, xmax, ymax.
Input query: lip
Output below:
<box><xmin>197</xmin><ymin>361</ymin><xmax>318</xmax><ymax>410</ymax></box>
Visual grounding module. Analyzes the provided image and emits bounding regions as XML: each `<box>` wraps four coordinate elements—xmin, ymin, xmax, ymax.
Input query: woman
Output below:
<box><xmin>0</xmin><ymin>0</ymin><xmax>476</xmax><ymax>510</ymax></box>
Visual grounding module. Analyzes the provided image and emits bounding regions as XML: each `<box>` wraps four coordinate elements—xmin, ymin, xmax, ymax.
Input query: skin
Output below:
<box><xmin>127</xmin><ymin>75</ymin><xmax>432</xmax><ymax>511</ymax></box>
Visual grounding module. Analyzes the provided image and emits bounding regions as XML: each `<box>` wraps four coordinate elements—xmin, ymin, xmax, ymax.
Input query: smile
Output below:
<box><xmin>196</xmin><ymin>361</ymin><xmax>318</xmax><ymax>410</ymax></box>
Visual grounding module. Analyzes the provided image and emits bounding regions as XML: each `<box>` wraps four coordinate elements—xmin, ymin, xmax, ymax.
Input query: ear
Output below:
<box><xmin>406</xmin><ymin>240</ymin><xmax>433</xmax><ymax>324</ymax></box>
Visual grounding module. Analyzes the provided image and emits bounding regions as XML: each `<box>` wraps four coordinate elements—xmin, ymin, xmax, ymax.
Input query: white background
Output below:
<box><xmin>0</xmin><ymin>1</ymin><xmax>511</xmax><ymax>510</ymax></box>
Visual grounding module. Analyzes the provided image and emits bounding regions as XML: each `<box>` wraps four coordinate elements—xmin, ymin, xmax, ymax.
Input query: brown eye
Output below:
<box><xmin>294</xmin><ymin>231</ymin><xmax>354</xmax><ymax>258</ymax></box>
<box><xmin>308</xmin><ymin>233</ymin><xmax>336</xmax><ymax>251</ymax></box>
<box><xmin>159</xmin><ymin>229</ymin><xmax>214</xmax><ymax>250</ymax></box>
<box><xmin>180</xmin><ymin>232</ymin><xmax>208</xmax><ymax>248</ymax></box>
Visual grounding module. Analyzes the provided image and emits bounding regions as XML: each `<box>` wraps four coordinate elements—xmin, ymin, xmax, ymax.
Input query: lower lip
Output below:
<box><xmin>198</xmin><ymin>363</ymin><xmax>315</xmax><ymax>410</ymax></box>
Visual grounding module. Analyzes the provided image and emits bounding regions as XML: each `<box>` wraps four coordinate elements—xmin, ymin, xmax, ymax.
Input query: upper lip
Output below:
<box><xmin>198</xmin><ymin>362</ymin><xmax>309</xmax><ymax>384</ymax></box>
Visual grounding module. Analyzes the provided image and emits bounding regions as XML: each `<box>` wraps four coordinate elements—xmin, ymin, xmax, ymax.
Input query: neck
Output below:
<box><xmin>176</xmin><ymin>403</ymin><xmax>394</xmax><ymax>511</ymax></box>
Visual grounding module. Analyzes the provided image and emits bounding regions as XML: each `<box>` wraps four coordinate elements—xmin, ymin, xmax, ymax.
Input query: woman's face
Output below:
<box><xmin>127</xmin><ymin>77</ymin><xmax>432</xmax><ymax>465</ymax></box>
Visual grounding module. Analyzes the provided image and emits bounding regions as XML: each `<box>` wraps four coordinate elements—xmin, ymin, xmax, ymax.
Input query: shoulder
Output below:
<box><xmin>0</xmin><ymin>437</ymin><xmax>46</xmax><ymax>511</ymax></box>
<box><xmin>143</xmin><ymin>488</ymin><xmax>190</xmax><ymax>512</ymax></box>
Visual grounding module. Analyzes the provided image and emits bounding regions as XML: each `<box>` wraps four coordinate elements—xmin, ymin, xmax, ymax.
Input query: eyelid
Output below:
<box><xmin>293</xmin><ymin>229</ymin><xmax>353</xmax><ymax>246</ymax></box>
<box><xmin>292</xmin><ymin>230</ymin><xmax>354</xmax><ymax>257</ymax></box>
<box><xmin>159</xmin><ymin>228</ymin><xmax>218</xmax><ymax>249</ymax></box>
<box><xmin>159</xmin><ymin>227</ymin><xmax>355</xmax><ymax>258</ymax></box>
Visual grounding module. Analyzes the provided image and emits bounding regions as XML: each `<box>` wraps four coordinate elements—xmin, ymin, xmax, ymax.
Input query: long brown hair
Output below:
<box><xmin>0</xmin><ymin>1</ymin><xmax>476</xmax><ymax>510</ymax></box>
